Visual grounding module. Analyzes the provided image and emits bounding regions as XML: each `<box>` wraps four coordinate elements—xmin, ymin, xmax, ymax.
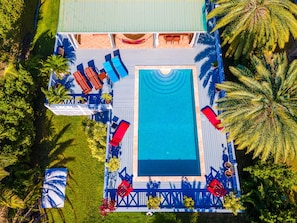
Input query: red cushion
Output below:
<box><xmin>201</xmin><ymin>106</ymin><xmax>223</xmax><ymax>130</ymax></box>
<box><xmin>117</xmin><ymin>180</ymin><xmax>133</xmax><ymax>197</ymax></box>
<box><xmin>207</xmin><ymin>179</ymin><xmax>227</xmax><ymax>197</ymax></box>
<box><xmin>110</xmin><ymin>120</ymin><xmax>130</xmax><ymax>147</ymax></box>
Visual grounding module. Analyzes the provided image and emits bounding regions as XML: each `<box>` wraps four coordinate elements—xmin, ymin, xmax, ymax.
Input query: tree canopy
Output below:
<box><xmin>40</xmin><ymin>55</ymin><xmax>70</xmax><ymax>80</ymax></box>
<box><xmin>243</xmin><ymin>161</ymin><xmax>297</xmax><ymax>222</ymax></box>
<box><xmin>207</xmin><ymin>0</ymin><xmax>297</xmax><ymax>60</ymax></box>
<box><xmin>0</xmin><ymin>64</ymin><xmax>36</xmax><ymax>157</ymax></box>
<box><xmin>0</xmin><ymin>0</ymin><xmax>24</xmax><ymax>65</ymax></box>
<box><xmin>216</xmin><ymin>53</ymin><xmax>297</xmax><ymax>163</ymax></box>
<box><xmin>41</xmin><ymin>84</ymin><xmax>70</xmax><ymax>105</ymax></box>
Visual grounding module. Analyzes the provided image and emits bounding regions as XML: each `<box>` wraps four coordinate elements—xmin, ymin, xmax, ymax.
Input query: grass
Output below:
<box><xmin>39</xmin><ymin>113</ymin><xmax>152</xmax><ymax>223</ymax></box>
<box><xmin>45</xmin><ymin>113</ymin><xmax>104</xmax><ymax>222</ymax></box>
<box><xmin>32</xmin><ymin>0</ymin><xmax>60</xmax><ymax>57</ymax></box>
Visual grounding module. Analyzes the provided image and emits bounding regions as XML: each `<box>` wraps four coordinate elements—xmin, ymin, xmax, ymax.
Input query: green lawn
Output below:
<box><xmin>32</xmin><ymin>0</ymin><xmax>59</xmax><ymax>57</ymax></box>
<box><xmin>43</xmin><ymin>113</ymin><xmax>153</xmax><ymax>223</ymax></box>
<box><xmin>46</xmin><ymin>113</ymin><xmax>104</xmax><ymax>222</ymax></box>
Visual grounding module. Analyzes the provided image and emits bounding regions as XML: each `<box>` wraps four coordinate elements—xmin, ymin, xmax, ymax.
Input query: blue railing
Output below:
<box><xmin>106</xmin><ymin>188</ymin><xmax>224</xmax><ymax>209</ymax></box>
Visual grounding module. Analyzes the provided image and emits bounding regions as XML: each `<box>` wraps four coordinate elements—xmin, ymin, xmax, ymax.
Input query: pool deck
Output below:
<box><xmin>55</xmin><ymin>38</ymin><xmax>241</xmax><ymax>212</ymax></box>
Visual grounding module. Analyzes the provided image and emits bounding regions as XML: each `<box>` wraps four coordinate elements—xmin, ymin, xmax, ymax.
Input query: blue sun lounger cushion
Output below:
<box><xmin>103</xmin><ymin>60</ymin><xmax>120</xmax><ymax>83</ymax></box>
<box><xmin>111</xmin><ymin>56</ymin><xmax>128</xmax><ymax>78</ymax></box>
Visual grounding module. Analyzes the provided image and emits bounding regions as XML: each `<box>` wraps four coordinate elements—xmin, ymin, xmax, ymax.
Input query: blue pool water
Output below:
<box><xmin>138</xmin><ymin>69</ymin><xmax>201</xmax><ymax>176</ymax></box>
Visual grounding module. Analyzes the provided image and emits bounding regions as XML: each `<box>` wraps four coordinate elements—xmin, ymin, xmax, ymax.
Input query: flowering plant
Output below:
<box><xmin>106</xmin><ymin>157</ymin><xmax>120</xmax><ymax>172</ymax></box>
<box><xmin>183</xmin><ymin>196</ymin><xmax>195</xmax><ymax>209</ymax></box>
<box><xmin>147</xmin><ymin>195</ymin><xmax>162</xmax><ymax>209</ymax></box>
<box><xmin>99</xmin><ymin>198</ymin><xmax>116</xmax><ymax>217</ymax></box>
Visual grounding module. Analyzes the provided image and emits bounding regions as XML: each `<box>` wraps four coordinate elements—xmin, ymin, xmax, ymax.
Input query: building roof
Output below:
<box><xmin>57</xmin><ymin>0</ymin><xmax>207</xmax><ymax>33</ymax></box>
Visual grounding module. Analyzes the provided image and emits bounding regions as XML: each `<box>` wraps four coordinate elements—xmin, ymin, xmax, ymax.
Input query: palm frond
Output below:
<box><xmin>207</xmin><ymin>0</ymin><xmax>297</xmax><ymax>58</ymax></box>
<box><xmin>215</xmin><ymin>52</ymin><xmax>297</xmax><ymax>163</ymax></box>
<box><xmin>0</xmin><ymin>189</ymin><xmax>25</xmax><ymax>209</ymax></box>
<box><xmin>0</xmin><ymin>168</ymin><xmax>9</xmax><ymax>181</ymax></box>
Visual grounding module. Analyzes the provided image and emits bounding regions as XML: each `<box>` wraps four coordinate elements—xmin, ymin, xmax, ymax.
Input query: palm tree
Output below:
<box><xmin>0</xmin><ymin>189</ymin><xmax>25</xmax><ymax>209</ymax></box>
<box><xmin>207</xmin><ymin>0</ymin><xmax>297</xmax><ymax>60</ymax></box>
<box><xmin>41</xmin><ymin>55</ymin><xmax>70</xmax><ymax>80</ymax></box>
<box><xmin>0</xmin><ymin>168</ymin><xmax>25</xmax><ymax>223</ymax></box>
<box><xmin>216</xmin><ymin>53</ymin><xmax>297</xmax><ymax>163</ymax></box>
<box><xmin>41</xmin><ymin>84</ymin><xmax>70</xmax><ymax>105</ymax></box>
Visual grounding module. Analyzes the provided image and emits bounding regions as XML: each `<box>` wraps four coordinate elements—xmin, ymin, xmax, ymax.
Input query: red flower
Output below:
<box><xmin>99</xmin><ymin>198</ymin><xmax>116</xmax><ymax>217</ymax></box>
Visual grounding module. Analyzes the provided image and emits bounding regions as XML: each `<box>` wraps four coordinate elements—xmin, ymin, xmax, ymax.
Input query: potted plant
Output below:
<box><xmin>76</xmin><ymin>96</ymin><xmax>87</xmax><ymax>104</ymax></box>
<box><xmin>225</xmin><ymin>168</ymin><xmax>234</xmax><ymax>178</ymax></box>
<box><xmin>147</xmin><ymin>195</ymin><xmax>162</xmax><ymax>209</ymax></box>
<box><xmin>105</xmin><ymin>157</ymin><xmax>120</xmax><ymax>172</ymax></box>
<box><xmin>224</xmin><ymin>161</ymin><xmax>232</xmax><ymax>169</ymax></box>
<box><xmin>183</xmin><ymin>196</ymin><xmax>195</xmax><ymax>209</ymax></box>
<box><xmin>41</xmin><ymin>85</ymin><xmax>70</xmax><ymax>105</ymax></box>
<box><xmin>41</xmin><ymin>54</ymin><xmax>70</xmax><ymax>80</ymax></box>
<box><xmin>101</xmin><ymin>93</ymin><xmax>113</xmax><ymax>104</ymax></box>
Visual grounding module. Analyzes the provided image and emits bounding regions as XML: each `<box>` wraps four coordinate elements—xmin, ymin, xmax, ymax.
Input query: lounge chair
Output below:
<box><xmin>207</xmin><ymin>179</ymin><xmax>227</xmax><ymax>197</ymax></box>
<box><xmin>73</xmin><ymin>71</ymin><xmax>92</xmax><ymax>94</ymax></box>
<box><xmin>118</xmin><ymin>167</ymin><xmax>133</xmax><ymax>185</ymax></box>
<box><xmin>109</xmin><ymin>120</ymin><xmax>130</xmax><ymax>147</ymax></box>
<box><xmin>84</xmin><ymin>67</ymin><xmax>102</xmax><ymax>90</ymax></box>
<box><xmin>117</xmin><ymin>180</ymin><xmax>133</xmax><ymax>197</ymax></box>
<box><xmin>102</xmin><ymin>60</ymin><xmax>120</xmax><ymax>83</ymax></box>
<box><xmin>113</xmin><ymin>49</ymin><xmax>121</xmax><ymax>58</ymax></box>
<box><xmin>111</xmin><ymin>56</ymin><xmax>128</xmax><ymax>78</ymax></box>
<box><xmin>201</xmin><ymin>105</ymin><xmax>223</xmax><ymax>130</ymax></box>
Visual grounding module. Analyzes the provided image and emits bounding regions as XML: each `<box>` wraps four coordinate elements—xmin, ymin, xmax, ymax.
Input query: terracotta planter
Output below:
<box><xmin>224</xmin><ymin>161</ymin><xmax>232</xmax><ymax>168</ymax></box>
<box><xmin>225</xmin><ymin>169</ymin><xmax>234</xmax><ymax>178</ymax></box>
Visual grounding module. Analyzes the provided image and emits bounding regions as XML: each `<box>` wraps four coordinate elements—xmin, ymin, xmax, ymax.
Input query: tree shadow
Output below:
<box><xmin>28</xmin><ymin>112</ymin><xmax>78</xmax><ymax>222</ymax></box>
<box><xmin>18</xmin><ymin>0</ymin><xmax>39</xmax><ymax>60</ymax></box>
<box><xmin>195</xmin><ymin>33</ymin><xmax>220</xmax><ymax>105</ymax></box>
<box><xmin>32</xmin><ymin>30</ymin><xmax>56</xmax><ymax>58</ymax></box>
<box><xmin>55</xmin><ymin>33</ymin><xmax>76</xmax><ymax>64</ymax></box>
<box><xmin>32</xmin><ymin>118</ymin><xmax>75</xmax><ymax>171</ymax></box>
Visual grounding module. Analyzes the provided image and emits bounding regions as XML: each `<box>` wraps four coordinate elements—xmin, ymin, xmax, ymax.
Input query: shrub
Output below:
<box><xmin>105</xmin><ymin>157</ymin><xmax>120</xmax><ymax>172</ymax></box>
<box><xmin>147</xmin><ymin>195</ymin><xmax>162</xmax><ymax>209</ymax></box>
<box><xmin>183</xmin><ymin>196</ymin><xmax>195</xmax><ymax>209</ymax></box>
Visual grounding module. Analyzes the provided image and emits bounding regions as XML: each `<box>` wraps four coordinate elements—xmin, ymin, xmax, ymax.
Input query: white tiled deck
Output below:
<box><xmin>63</xmin><ymin>45</ymin><xmax>240</xmax><ymax>212</ymax></box>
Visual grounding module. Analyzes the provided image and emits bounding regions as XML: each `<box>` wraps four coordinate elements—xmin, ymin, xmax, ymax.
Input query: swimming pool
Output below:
<box><xmin>137</xmin><ymin>68</ymin><xmax>201</xmax><ymax>176</ymax></box>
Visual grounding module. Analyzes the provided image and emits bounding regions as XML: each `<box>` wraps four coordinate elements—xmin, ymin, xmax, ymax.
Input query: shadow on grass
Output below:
<box><xmin>30</xmin><ymin>111</ymin><xmax>78</xmax><ymax>222</ymax></box>
<box><xmin>32</xmin><ymin>30</ymin><xmax>56</xmax><ymax>58</ymax></box>
<box><xmin>31</xmin><ymin>112</ymin><xmax>76</xmax><ymax>169</ymax></box>
<box><xmin>18</xmin><ymin>0</ymin><xmax>39</xmax><ymax>60</ymax></box>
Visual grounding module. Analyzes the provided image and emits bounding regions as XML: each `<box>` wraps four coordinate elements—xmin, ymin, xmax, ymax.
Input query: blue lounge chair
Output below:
<box><xmin>102</xmin><ymin>60</ymin><xmax>120</xmax><ymax>83</ymax></box>
<box><xmin>111</xmin><ymin>56</ymin><xmax>128</xmax><ymax>78</ymax></box>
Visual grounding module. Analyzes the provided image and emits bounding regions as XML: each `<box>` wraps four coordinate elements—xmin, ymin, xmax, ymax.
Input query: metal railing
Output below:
<box><xmin>106</xmin><ymin>188</ymin><xmax>224</xmax><ymax>209</ymax></box>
